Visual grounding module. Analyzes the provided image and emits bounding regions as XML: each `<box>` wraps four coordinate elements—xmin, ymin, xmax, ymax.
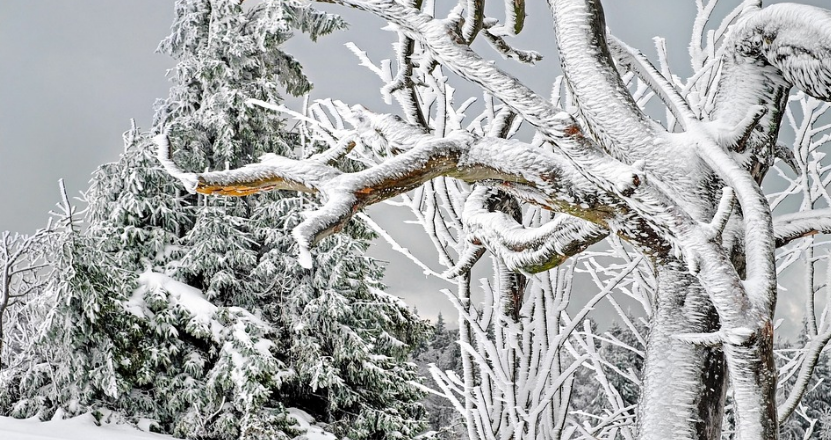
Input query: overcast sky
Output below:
<box><xmin>0</xmin><ymin>0</ymin><xmax>825</xmax><ymax>336</ymax></box>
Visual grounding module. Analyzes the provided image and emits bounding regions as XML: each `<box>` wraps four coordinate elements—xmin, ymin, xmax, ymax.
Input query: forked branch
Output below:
<box><xmin>463</xmin><ymin>187</ymin><xmax>608</xmax><ymax>273</ymax></box>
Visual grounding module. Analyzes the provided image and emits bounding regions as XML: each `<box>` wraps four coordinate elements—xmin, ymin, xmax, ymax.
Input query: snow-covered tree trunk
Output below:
<box><xmin>638</xmin><ymin>267</ymin><xmax>727</xmax><ymax>440</ymax></box>
<box><xmin>156</xmin><ymin>0</ymin><xmax>831</xmax><ymax>438</ymax></box>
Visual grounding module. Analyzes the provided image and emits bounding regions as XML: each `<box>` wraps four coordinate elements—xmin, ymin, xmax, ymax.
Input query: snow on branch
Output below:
<box><xmin>441</xmin><ymin>244</ymin><xmax>485</xmax><ymax>279</ymax></box>
<box><xmin>157</xmin><ymin>107</ymin><xmax>621</xmax><ymax>268</ymax></box>
<box><xmin>549</xmin><ymin>0</ymin><xmax>659</xmax><ymax>162</ymax></box>
<box><xmin>480</xmin><ymin>20</ymin><xmax>541</xmax><ymax>65</ymax></box>
<box><xmin>320</xmin><ymin>5</ymin><xmax>770</xmax><ymax>300</ymax></box>
<box><xmin>736</xmin><ymin>4</ymin><xmax>831</xmax><ymax>101</ymax></box>
<box><xmin>711</xmin><ymin>3</ymin><xmax>831</xmax><ymax>147</ymax></box>
<box><xmin>319</xmin><ymin>0</ymin><xmax>651</xmax><ymax>197</ymax></box>
<box><xmin>778</xmin><ymin>328</ymin><xmax>831</xmax><ymax>423</ymax></box>
<box><xmin>607</xmin><ymin>35</ymin><xmax>698</xmax><ymax>131</ymax></box>
<box><xmin>462</xmin><ymin>187</ymin><xmax>608</xmax><ymax>273</ymax></box>
<box><xmin>773</xmin><ymin>208</ymin><xmax>831</xmax><ymax>248</ymax></box>
<box><xmin>456</xmin><ymin>0</ymin><xmax>484</xmax><ymax>43</ymax></box>
<box><xmin>156</xmin><ymin>130</ymin><xmax>338</xmax><ymax>196</ymax></box>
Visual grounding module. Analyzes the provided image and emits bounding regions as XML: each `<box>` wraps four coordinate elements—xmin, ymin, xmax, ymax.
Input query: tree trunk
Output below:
<box><xmin>638</xmin><ymin>265</ymin><xmax>727</xmax><ymax>440</ymax></box>
<box><xmin>0</xmin><ymin>315</ymin><xmax>4</xmax><ymax>370</ymax></box>
<box><xmin>724</xmin><ymin>321</ymin><xmax>779</xmax><ymax>440</ymax></box>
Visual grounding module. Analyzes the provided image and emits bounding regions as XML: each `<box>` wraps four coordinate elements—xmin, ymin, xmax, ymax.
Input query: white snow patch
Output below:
<box><xmin>254</xmin><ymin>339</ymin><xmax>274</xmax><ymax>356</ymax></box>
<box><xmin>132</xmin><ymin>270</ymin><xmax>224</xmax><ymax>341</ymax></box>
<box><xmin>138</xmin><ymin>271</ymin><xmax>217</xmax><ymax>321</ymax></box>
<box><xmin>0</xmin><ymin>414</ymin><xmax>173</xmax><ymax>440</ymax></box>
<box><xmin>125</xmin><ymin>289</ymin><xmax>150</xmax><ymax>319</ymax></box>
<box><xmin>287</xmin><ymin>408</ymin><xmax>336</xmax><ymax>440</ymax></box>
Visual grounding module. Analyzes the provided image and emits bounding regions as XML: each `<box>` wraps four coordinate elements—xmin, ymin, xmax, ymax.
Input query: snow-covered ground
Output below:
<box><xmin>0</xmin><ymin>414</ymin><xmax>172</xmax><ymax>440</ymax></box>
<box><xmin>0</xmin><ymin>409</ymin><xmax>335</xmax><ymax>440</ymax></box>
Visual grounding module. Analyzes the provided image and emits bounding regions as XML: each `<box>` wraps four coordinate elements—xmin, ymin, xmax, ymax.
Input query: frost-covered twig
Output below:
<box><xmin>607</xmin><ymin>35</ymin><xmax>698</xmax><ymax>131</ymax></box>
<box><xmin>778</xmin><ymin>328</ymin><xmax>831</xmax><ymax>423</ymax></box>
<box><xmin>480</xmin><ymin>21</ymin><xmax>541</xmax><ymax>65</ymax></box>
<box><xmin>0</xmin><ymin>213</ymin><xmax>59</xmax><ymax>367</ymax></box>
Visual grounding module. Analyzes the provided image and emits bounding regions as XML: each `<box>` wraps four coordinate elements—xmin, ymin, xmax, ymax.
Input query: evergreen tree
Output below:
<box><xmin>600</xmin><ymin>321</ymin><xmax>645</xmax><ymax>409</ymax></box>
<box><xmin>410</xmin><ymin>316</ymin><xmax>465</xmax><ymax>439</ymax></box>
<box><xmin>0</xmin><ymin>174</ymin><xmax>147</xmax><ymax>422</ymax></box>
<box><xmin>433</xmin><ymin>313</ymin><xmax>451</xmax><ymax>349</ymax></box>
<box><xmin>263</xmin><ymin>203</ymin><xmax>430</xmax><ymax>439</ymax></box>
<box><xmin>84</xmin><ymin>122</ymin><xmax>192</xmax><ymax>273</ymax></box>
<box><xmin>155</xmin><ymin>0</ymin><xmax>431</xmax><ymax>437</ymax></box>
<box><xmin>0</xmin><ymin>128</ymin><xmax>300</xmax><ymax>439</ymax></box>
<box><xmin>2</xmin><ymin>2</ymin><xmax>429</xmax><ymax>439</ymax></box>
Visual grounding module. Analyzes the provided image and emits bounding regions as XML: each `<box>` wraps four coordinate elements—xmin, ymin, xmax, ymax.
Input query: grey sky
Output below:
<box><xmin>0</xmin><ymin>1</ymin><xmax>173</xmax><ymax>234</ymax></box>
<box><xmin>0</xmin><ymin>1</ymin><xmax>825</xmax><ymax>335</ymax></box>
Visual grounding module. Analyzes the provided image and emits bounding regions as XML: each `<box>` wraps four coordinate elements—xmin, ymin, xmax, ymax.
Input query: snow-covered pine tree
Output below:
<box><xmin>3</xmin><ymin>1</ymin><xmax>429</xmax><ymax>438</ymax></box>
<box><xmin>153</xmin><ymin>0</ymin><xmax>431</xmax><ymax>438</ymax></box>
<box><xmin>0</xmin><ymin>178</ymin><xmax>140</xmax><ymax>421</ymax></box>
<box><xmin>84</xmin><ymin>122</ymin><xmax>192</xmax><ymax>273</ymax></box>
<box><xmin>0</xmin><ymin>126</ymin><xmax>298</xmax><ymax>439</ymax></box>
<box><xmin>255</xmin><ymin>200</ymin><xmax>430</xmax><ymax>439</ymax></box>
<box><xmin>89</xmin><ymin>127</ymin><xmax>299</xmax><ymax>439</ymax></box>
